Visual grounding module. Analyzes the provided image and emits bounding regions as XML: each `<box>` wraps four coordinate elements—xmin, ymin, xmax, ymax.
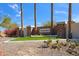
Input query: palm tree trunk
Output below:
<box><xmin>20</xmin><ymin>3</ymin><xmax>24</xmax><ymax>36</ymax></box>
<box><xmin>34</xmin><ymin>3</ymin><xmax>36</xmax><ymax>29</ymax></box>
<box><xmin>50</xmin><ymin>3</ymin><xmax>54</xmax><ymax>35</ymax></box>
<box><xmin>68</xmin><ymin>3</ymin><xmax>72</xmax><ymax>39</ymax></box>
<box><xmin>31</xmin><ymin>3</ymin><xmax>39</xmax><ymax>35</ymax></box>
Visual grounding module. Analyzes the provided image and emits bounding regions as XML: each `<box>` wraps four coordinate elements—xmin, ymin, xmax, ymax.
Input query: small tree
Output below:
<box><xmin>42</xmin><ymin>21</ymin><xmax>56</xmax><ymax>27</ymax></box>
<box><xmin>0</xmin><ymin>16</ymin><xmax>11</xmax><ymax>29</ymax></box>
<box><xmin>0</xmin><ymin>16</ymin><xmax>18</xmax><ymax>29</ymax></box>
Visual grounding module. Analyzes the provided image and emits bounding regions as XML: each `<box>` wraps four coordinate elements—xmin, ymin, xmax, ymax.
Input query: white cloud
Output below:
<box><xmin>18</xmin><ymin>11</ymin><xmax>21</xmax><ymax>14</ymax></box>
<box><xmin>8</xmin><ymin>4</ymin><xmax>21</xmax><ymax>17</ymax></box>
<box><xmin>16</xmin><ymin>14</ymin><xmax>20</xmax><ymax>17</ymax></box>
<box><xmin>55</xmin><ymin>10</ymin><xmax>67</xmax><ymax>14</ymax></box>
<box><xmin>8</xmin><ymin>4</ymin><xmax>18</xmax><ymax>11</ymax></box>
<box><xmin>16</xmin><ymin>11</ymin><xmax>21</xmax><ymax>17</ymax></box>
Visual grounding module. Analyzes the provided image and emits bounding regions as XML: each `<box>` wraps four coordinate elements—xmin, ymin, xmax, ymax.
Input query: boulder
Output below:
<box><xmin>0</xmin><ymin>32</ymin><xmax>6</xmax><ymax>37</ymax></box>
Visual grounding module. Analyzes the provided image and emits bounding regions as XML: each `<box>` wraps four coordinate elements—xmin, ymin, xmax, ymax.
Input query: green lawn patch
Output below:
<box><xmin>12</xmin><ymin>35</ymin><xmax>61</xmax><ymax>41</ymax></box>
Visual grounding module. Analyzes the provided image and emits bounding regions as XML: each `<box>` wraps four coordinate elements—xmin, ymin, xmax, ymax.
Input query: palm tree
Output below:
<box><xmin>50</xmin><ymin>3</ymin><xmax>54</xmax><ymax>35</ymax></box>
<box><xmin>34</xmin><ymin>3</ymin><xmax>37</xmax><ymax>29</ymax></box>
<box><xmin>68</xmin><ymin>3</ymin><xmax>72</xmax><ymax>39</ymax></box>
<box><xmin>33</xmin><ymin>3</ymin><xmax>37</xmax><ymax>34</ymax></box>
<box><xmin>31</xmin><ymin>3</ymin><xmax>40</xmax><ymax>35</ymax></box>
<box><xmin>20</xmin><ymin>3</ymin><xmax>24</xmax><ymax>36</ymax></box>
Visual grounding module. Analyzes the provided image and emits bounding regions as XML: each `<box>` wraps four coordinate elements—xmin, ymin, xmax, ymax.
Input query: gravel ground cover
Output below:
<box><xmin>0</xmin><ymin>37</ymin><xmax>79</xmax><ymax>56</ymax></box>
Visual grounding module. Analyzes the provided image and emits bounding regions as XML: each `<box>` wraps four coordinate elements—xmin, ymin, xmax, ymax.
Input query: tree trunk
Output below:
<box><xmin>68</xmin><ymin>3</ymin><xmax>72</xmax><ymax>39</ymax></box>
<box><xmin>50</xmin><ymin>3</ymin><xmax>54</xmax><ymax>35</ymax></box>
<box><xmin>20</xmin><ymin>3</ymin><xmax>24</xmax><ymax>37</ymax></box>
<box><xmin>32</xmin><ymin>3</ymin><xmax>39</xmax><ymax>35</ymax></box>
<box><xmin>34</xmin><ymin>3</ymin><xmax>36</xmax><ymax>29</ymax></box>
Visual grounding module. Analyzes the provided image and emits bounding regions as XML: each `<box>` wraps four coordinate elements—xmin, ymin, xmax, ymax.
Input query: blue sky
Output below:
<box><xmin>0</xmin><ymin>3</ymin><xmax>79</xmax><ymax>31</ymax></box>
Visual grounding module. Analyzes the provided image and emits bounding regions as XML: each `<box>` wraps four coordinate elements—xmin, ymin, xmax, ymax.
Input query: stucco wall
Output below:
<box><xmin>71</xmin><ymin>23</ymin><xmax>79</xmax><ymax>39</ymax></box>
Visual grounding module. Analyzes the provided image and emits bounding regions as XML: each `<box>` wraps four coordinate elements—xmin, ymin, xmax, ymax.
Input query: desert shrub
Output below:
<box><xmin>40</xmin><ymin>41</ymin><xmax>48</xmax><ymax>48</ymax></box>
<box><xmin>41</xmin><ymin>40</ymin><xmax>52</xmax><ymax>48</ymax></box>
<box><xmin>48</xmin><ymin>40</ymin><xmax>61</xmax><ymax>50</ymax></box>
<box><xmin>47</xmin><ymin>40</ymin><xmax>52</xmax><ymax>47</ymax></box>
<box><xmin>66</xmin><ymin>47</ymin><xmax>79</xmax><ymax>56</ymax></box>
<box><xmin>60</xmin><ymin>42</ymin><xmax>67</xmax><ymax>46</ymax></box>
<box><xmin>66</xmin><ymin>41</ymin><xmax>79</xmax><ymax>56</ymax></box>
<box><xmin>69</xmin><ymin>43</ymin><xmax>76</xmax><ymax>49</ymax></box>
<box><xmin>4</xmin><ymin>28</ymin><xmax>18</xmax><ymax>37</ymax></box>
<box><xmin>73</xmin><ymin>41</ymin><xmax>79</xmax><ymax>46</ymax></box>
